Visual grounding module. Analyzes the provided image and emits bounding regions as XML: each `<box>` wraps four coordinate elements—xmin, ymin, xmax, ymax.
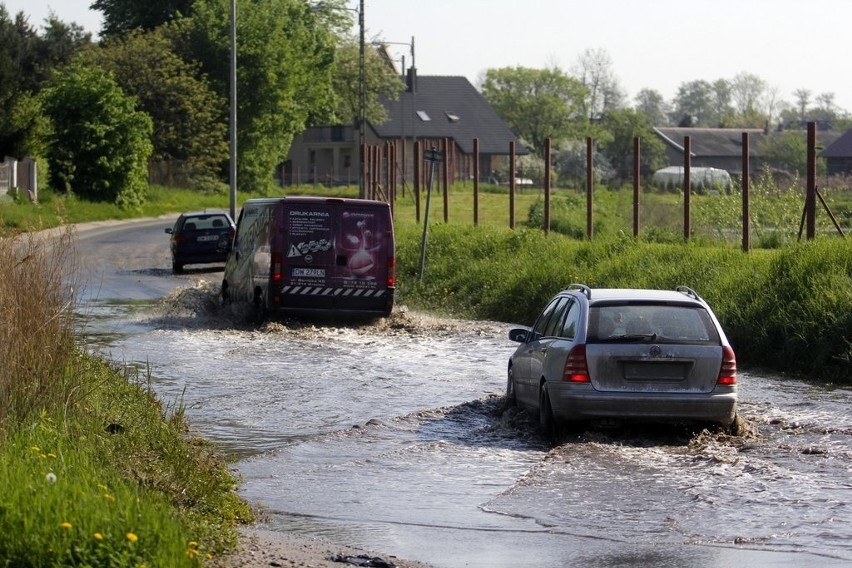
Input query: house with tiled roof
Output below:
<box><xmin>283</xmin><ymin>68</ymin><xmax>525</xmax><ymax>186</ymax></box>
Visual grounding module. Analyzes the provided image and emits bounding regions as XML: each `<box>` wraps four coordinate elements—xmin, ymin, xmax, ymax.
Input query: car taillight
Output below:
<box><xmin>563</xmin><ymin>345</ymin><xmax>590</xmax><ymax>383</ymax></box>
<box><xmin>175</xmin><ymin>234</ymin><xmax>186</xmax><ymax>244</ymax></box>
<box><xmin>387</xmin><ymin>256</ymin><xmax>396</xmax><ymax>287</ymax></box>
<box><xmin>717</xmin><ymin>346</ymin><xmax>737</xmax><ymax>385</ymax></box>
<box><xmin>272</xmin><ymin>253</ymin><xmax>282</xmax><ymax>282</ymax></box>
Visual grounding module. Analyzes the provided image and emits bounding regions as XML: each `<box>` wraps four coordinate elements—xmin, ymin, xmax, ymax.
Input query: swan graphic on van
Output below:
<box><xmin>220</xmin><ymin>197</ymin><xmax>395</xmax><ymax>320</ymax></box>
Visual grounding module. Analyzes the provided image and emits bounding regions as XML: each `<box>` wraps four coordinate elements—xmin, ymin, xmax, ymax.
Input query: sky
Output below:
<box><xmin>4</xmin><ymin>0</ymin><xmax>852</xmax><ymax>114</ymax></box>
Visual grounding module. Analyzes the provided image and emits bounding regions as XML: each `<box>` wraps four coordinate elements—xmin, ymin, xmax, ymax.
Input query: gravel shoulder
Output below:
<box><xmin>208</xmin><ymin>527</ymin><xmax>434</xmax><ymax>568</ymax></box>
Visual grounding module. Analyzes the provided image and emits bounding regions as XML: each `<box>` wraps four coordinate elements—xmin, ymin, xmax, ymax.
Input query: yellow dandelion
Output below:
<box><xmin>97</xmin><ymin>483</ymin><xmax>109</xmax><ymax>491</ymax></box>
<box><xmin>188</xmin><ymin>541</ymin><xmax>198</xmax><ymax>549</ymax></box>
<box><xmin>60</xmin><ymin>522</ymin><xmax>72</xmax><ymax>530</ymax></box>
<box><xmin>104</xmin><ymin>493</ymin><xmax>116</xmax><ymax>502</ymax></box>
<box><xmin>126</xmin><ymin>532</ymin><xmax>138</xmax><ymax>543</ymax></box>
<box><xmin>30</xmin><ymin>446</ymin><xmax>40</xmax><ymax>452</ymax></box>
<box><xmin>94</xmin><ymin>533</ymin><xmax>104</xmax><ymax>541</ymax></box>
<box><xmin>47</xmin><ymin>452</ymin><xmax>57</xmax><ymax>458</ymax></box>
<box><xmin>185</xmin><ymin>549</ymin><xmax>199</xmax><ymax>559</ymax></box>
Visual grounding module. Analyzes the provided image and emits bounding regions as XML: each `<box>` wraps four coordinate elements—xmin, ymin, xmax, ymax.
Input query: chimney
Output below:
<box><xmin>406</xmin><ymin>67</ymin><xmax>417</xmax><ymax>94</ymax></box>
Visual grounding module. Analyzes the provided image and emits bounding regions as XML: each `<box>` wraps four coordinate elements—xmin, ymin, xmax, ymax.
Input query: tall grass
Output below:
<box><xmin>0</xmin><ymin>229</ymin><xmax>79</xmax><ymax>427</ymax></box>
<box><xmin>0</xmin><ymin>228</ymin><xmax>252</xmax><ymax>566</ymax></box>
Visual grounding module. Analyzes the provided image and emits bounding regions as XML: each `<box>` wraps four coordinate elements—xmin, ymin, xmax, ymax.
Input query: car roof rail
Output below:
<box><xmin>676</xmin><ymin>285</ymin><xmax>701</xmax><ymax>301</ymax></box>
<box><xmin>568</xmin><ymin>283</ymin><xmax>592</xmax><ymax>299</ymax></box>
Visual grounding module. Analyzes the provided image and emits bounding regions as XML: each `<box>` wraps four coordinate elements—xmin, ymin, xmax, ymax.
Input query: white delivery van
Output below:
<box><xmin>220</xmin><ymin>196</ymin><xmax>395</xmax><ymax>320</ymax></box>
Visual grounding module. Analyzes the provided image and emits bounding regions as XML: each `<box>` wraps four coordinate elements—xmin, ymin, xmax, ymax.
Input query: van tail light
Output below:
<box><xmin>272</xmin><ymin>253</ymin><xmax>283</xmax><ymax>282</ymax></box>
<box><xmin>717</xmin><ymin>346</ymin><xmax>737</xmax><ymax>385</ymax></box>
<box><xmin>387</xmin><ymin>256</ymin><xmax>396</xmax><ymax>287</ymax></box>
<box><xmin>563</xmin><ymin>345</ymin><xmax>590</xmax><ymax>383</ymax></box>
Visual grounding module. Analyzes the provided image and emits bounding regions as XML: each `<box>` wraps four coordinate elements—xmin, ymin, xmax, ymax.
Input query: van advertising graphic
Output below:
<box><xmin>283</xmin><ymin>206</ymin><xmax>389</xmax><ymax>290</ymax></box>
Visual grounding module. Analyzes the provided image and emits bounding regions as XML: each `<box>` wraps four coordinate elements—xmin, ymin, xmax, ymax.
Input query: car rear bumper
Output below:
<box><xmin>173</xmin><ymin>252</ymin><xmax>228</xmax><ymax>265</ymax></box>
<box><xmin>548</xmin><ymin>382</ymin><xmax>738</xmax><ymax>425</ymax></box>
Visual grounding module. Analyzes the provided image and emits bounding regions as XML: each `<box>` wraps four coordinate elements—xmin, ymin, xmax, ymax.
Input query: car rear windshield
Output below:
<box><xmin>180</xmin><ymin>215</ymin><xmax>230</xmax><ymax>231</ymax></box>
<box><xmin>588</xmin><ymin>303</ymin><xmax>721</xmax><ymax>345</ymax></box>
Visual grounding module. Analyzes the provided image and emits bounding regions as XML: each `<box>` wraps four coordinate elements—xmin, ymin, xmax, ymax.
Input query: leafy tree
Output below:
<box><xmin>671</xmin><ymin>80</ymin><xmax>714</xmax><ymax>126</ymax></box>
<box><xmin>633</xmin><ymin>88</ymin><xmax>670</xmax><ymax>127</ymax></box>
<box><xmin>308</xmin><ymin>0</ymin><xmax>403</xmax><ymax>126</ymax></box>
<box><xmin>793</xmin><ymin>88</ymin><xmax>811</xmax><ymax>123</ymax></box>
<box><xmin>171</xmin><ymin>0</ymin><xmax>338</xmax><ymax>192</ymax></box>
<box><xmin>91</xmin><ymin>0</ymin><xmax>194</xmax><ymax>37</ymax></box>
<box><xmin>730</xmin><ymin>72</ymin><xmax>766</xmax><ymax>116</ymax></box>
<box><xmin>480</xmin><ymin>66</ymin><xmax>588</xmax><ymax>158</ymax></box>
<box><xmin>40</xmin><ymin>63</ymin><xmax>153</xmax><ymax>208</ymax></box>
<box><xmin>758</xmin><ymin>130</ymin><xmax>817</xmax><ymax>175</ymax></box>
<box><xmin>598</xmin><ymin>108</ymin><xmax>666</xmax><ymax>181</ymax></box>
<box><xmin>729</xmin><ymin>71</ymin><xmax>768</xmax><ymax>127</ymax></box>
<box><xmin>0</xmin><ymin>8</ymin><xmax>89</xmax><ymax>158</ymax></box>
<box><xmin>552</xmin><ymin>142</ymin><xmax>614</xmax><ymax>188</ymax></box>
<box><xmin>708</xmin><ymin>79</ymin><xmax>733</xmax><ymax>127</ymax></box>
<box><xmin>331</xmin><ymin>39</ymin><xmax>404</xmax><ymax>128</ymax></box>
<box><xmin>571</xmin><ymin>48</ymin><xmax>625</xmax><ymax>120</ymax></box>
<box><xmin>84</xmin><ymin>29</ymin><xmax>227</xmax><ymax>185</ymax></box>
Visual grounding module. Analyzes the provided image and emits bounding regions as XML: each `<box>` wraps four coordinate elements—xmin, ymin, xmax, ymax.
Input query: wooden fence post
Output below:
<box><xmin>742</xmin><ymin>132</ymin><xmax>750</xmax><ymax>252</ymax></box>
<box><xmin>633</xmin><ymin>136</ymin><xmax>640</xmax><ymax>237</ymax></box>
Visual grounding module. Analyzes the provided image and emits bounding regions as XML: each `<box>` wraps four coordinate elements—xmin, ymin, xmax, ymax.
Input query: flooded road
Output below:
<box><xmin>74</xmin><ymin>219</ymin><xmax>852</xmax><ymax>567</ymax></box>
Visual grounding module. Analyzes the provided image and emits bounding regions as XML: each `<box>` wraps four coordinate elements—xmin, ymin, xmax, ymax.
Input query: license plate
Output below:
<box><xmin>197</xmin><ymin>235</ymin><xmax>219</xmax><ymax>242</ymax></box>
<box><xmin>292</xmin><ymin>268</ymin><xmax>325</xmax><ymax>277</ymax></box>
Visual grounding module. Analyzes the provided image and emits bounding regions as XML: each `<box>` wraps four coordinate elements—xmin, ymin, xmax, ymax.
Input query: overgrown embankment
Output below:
<box><xmin>0</xmin><ymin>229</ymin><xmax>252</xmax><ymax>566</ymax></box>
<box><xmin>396</xmin><ymin>223</ymin><xmax>852</xmax><ymax>381</ymax></box>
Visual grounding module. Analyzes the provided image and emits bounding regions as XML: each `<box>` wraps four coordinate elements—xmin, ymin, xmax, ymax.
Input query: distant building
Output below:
<box><xmin>283</xmin><ymin>69</ymin><xmax>525</xmax><ymax>186</ymax></box>
<box><xmin>820</xmin><ymin>129</ymin><xmax>852</xmax><ymax>176</ymax></box>
<box><xmin>653</xmin><ymin>127</ymin><xmax>842</xmax><ymax>177</ymax></box>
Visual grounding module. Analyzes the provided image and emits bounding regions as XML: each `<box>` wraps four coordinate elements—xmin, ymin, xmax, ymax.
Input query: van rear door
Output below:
<box><xmin>270</xmin><ymin>198</ymin><xmax>394</xmax><ymax>316</ymax></box>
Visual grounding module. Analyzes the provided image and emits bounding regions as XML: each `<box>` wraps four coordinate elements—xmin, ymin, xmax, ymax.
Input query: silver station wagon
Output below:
<box><xmin>507</xmin><ymin>284</ymin><xmax>738</xmax><ymax>436</ymax></box>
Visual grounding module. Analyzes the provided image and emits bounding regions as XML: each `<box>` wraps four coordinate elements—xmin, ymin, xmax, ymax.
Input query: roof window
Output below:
<box><xmin>416</xmin><ymin>110</ymin><xmax>431</xmax><ymax>122</ymax></box>
<box><xmin>445</xmin><ymin>111</ymin><xmax>460</xmax><ymax>123</ymax></box>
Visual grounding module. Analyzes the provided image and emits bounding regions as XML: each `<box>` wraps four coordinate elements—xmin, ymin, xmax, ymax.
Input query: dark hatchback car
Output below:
<box><xmin>507</xmin><ymin>284</ymin><xmax>738</xmax><ymax>437</ymax></box>
<box><xmin>165</xmin><ymin>211</ymin><xmax>235</xmax><ymax>273</ymax></box>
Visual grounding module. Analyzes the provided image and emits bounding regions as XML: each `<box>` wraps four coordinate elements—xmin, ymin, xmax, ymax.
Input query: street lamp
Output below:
<box><xmin>229</xmin><ymin>0</ymin><xmax>237</xmax><ymax>220</ymax></box>
<box><xmin>334</xmin><ymin>2</ymin><xmax>366</xmax><ymax>197</ymax></box>
<box><xmin>358</xmin><ymin>0</ymin><xmax>365</xmax><ymax>198</ymax></box>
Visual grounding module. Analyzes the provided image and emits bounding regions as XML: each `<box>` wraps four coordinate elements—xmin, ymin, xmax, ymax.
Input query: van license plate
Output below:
<box><xmin>292</xmin><ymin>268</ymin><xmax>325</xmax><ymax>277</ymax></box>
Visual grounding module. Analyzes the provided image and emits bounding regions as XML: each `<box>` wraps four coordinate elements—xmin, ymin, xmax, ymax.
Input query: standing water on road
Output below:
<box><xmin>80</xmin><ymin>281</ymin><xmax>852</xmax><ymax>567</ymax></box>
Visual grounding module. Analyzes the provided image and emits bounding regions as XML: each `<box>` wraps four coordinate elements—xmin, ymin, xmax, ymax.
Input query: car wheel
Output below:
<box><xmin>539</xmin><ymin>383</ymin><xmax>559</xmax><ymax>441</ymax></box>
<box><xmin>172</xmin><ymin>262</ymin><xmax>183</xmax><ymax>274</ymax></box>
<box><xmin>727</xmin><ymin>413</ymin><xmax>747</xmax><ymax>436</ymax></box>
<box><xmin>504</xmin><ymin>366</ymin><xmax>517</xmax><ymax>409</ymax></box>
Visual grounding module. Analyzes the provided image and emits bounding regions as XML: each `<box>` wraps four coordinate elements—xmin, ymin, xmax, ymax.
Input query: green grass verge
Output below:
<box><xmin>1</xmin><ymin>229</ymin><xmax>252</xmax><ymax>567</ymax></box>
